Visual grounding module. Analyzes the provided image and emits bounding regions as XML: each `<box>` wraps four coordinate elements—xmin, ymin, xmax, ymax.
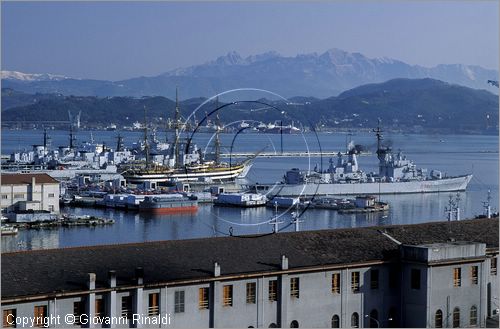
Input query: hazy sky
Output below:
<box><xmin>2</xmin><ymin>1</ymin><xmax>498</xmax><ymax>81</ymax></box>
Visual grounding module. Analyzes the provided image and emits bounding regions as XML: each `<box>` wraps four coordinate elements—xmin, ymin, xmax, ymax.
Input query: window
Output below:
<box><xmin>411</xmin><ymin>269</ymin><xmax>421</xmax><ymax>290</ymax></box>
<box><xmin>453</xmin><ymin>307</ymin><xmax>460</xmax><ymax>327</ymax></box>
<box><xmin>13</xmin><ymin>194</ymin><xmax>24</xmax><ymax>199</ymax></box>
<box><xmin>369</xmin><ymin>309</ymin><xmax>379</xmax><ymax>328</ymax></box>
<box><xmin>148</xmin><ymin>293</ymin><xmax>159</xmax><ymax>316</ymax></box>
<box><xmin>290</xmin><ymin>320</ymin><xmax>299</xmax><ymax>328</ymax></box>
<box><xmin>290</xmin><ymin>277</ymin><xmax>300</xmax><ymax>298</ymax></box>
<box><xmin>95</xmin><ymin>299</ymin><xmax>104</xmax><ymax>319</ymax></box>
<box><xmin>1</xmin><ymin>194</ymin><xmax>8</xmax><ymax>200</ymax></box>
<box><xmin>121</xmin><ymin>296</ymin><xmax>132</xmax><ymax>318</ymax></box>
<box><xmin>332</xmin><ymin>273</ymin><xmax>341</xmax><ymax>294</ymax></box>
<box><xmin>34</xmin><ymin>305</ymin><xmax>47</xmax><ymax>328</ymax></box>
<box><xmin>48</xmin><ymin>193</ymin><xmax>55</xmax><ymax>198</ymax></box>
<box><xmin>268</xmin><ymin>280</ymin><xmax>277</xmax><ymax>302</ymax></box>
<box><xmin>453</xmin><ymin>268</ymin><xmax>462</xmax><ymax>287</ymax></box>
<box><xmin>48</xmin><ymin>205</ymin><xmax>55</xmax><ymax>212</ymax></box>
<box><xmin>246</xmin><ymin>282</ymin><xmax>256</xmax><ymax>304</ymax></box>
<box><xmin>73</xmin><ymin>301</ymin><xmax>84</xmax><ymax>325</ymax></box>
<box><xmin>351</xmin><ymin>312</ymin><xmax>359</xmax><ymax>328</ymax></box>
<box><xmin>491</xmin><ymin>257</ymin><xmax>497</xmax><ymax>275</ymax></box>
<box><xmin>199</xmin><ymin>288</ymin><xmax>209</xmax><ymax>310</ymax></box>
<box><xmin>470</xmin><ymin>306</ymin><xmax>478</xmax><ymax>326</ymax></box>
<box><xmin>370</xmin><ymin>269</ymin><xmax>379</xmax><ymax>289</ymax></box>
<box><xmin>3</xmin><ymin>309</ymin><xmax>16</xmax><ymax>328</ymax></box>
<box><xmin>174</xmin><ymin>290</ymin><xmax>185</xmax><ymax>313</ymax></box>
<box><xmin>435</xmin><ymin>310</ymin><xmax>443</xmax><ymax>328</ymax></box>
<box><xmin>331</xmin><ymin>315</ymin><xmax>340</xmax><ymax>328</ymax></box>
<box><xmin>223</xmin><ymin>285</ymin><xmax>233</xmax><ymax>307</ymax></box>
<box><xmin>351</xmin><ymin>271</ymin><xmax>360</xmax><ymax>293</ymax></box>
<box><xmin>471</xmin><ymin>266</ymin><xmax>478</xmax><ymax>285</ymax></box>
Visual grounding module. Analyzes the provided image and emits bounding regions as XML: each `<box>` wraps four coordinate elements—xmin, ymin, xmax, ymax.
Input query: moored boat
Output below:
<box><xmin>139</xmin><ymin>194</ymin><xmax>198</xmax><ymax>214</ymax></box>
<box><xmin>214</xmin><ymin>192</ymin><xmax>267</xmax><ymax>207</ymax></box>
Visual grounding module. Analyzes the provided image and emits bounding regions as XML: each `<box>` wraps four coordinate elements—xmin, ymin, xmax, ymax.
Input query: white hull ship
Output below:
<box><xmin>255</xmin><ymin>174</ymin><xmax>472</xmax><ymax>197</ymax></box>
<box><xmin>254</xmin><ymin>123</ymin><xmax>472</xmax><ymax>197</ymax></box>
<box><xmin>123</xmin><ymin>161</ymin><xmax>252</xmax><ymax>184</ymax></box>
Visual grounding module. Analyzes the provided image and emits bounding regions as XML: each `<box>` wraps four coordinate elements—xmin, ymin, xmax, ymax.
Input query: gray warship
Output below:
<box><xmin>253</xmin><ymin>124</ymin><xmax>472</xmax><ymax>197</ymax></box>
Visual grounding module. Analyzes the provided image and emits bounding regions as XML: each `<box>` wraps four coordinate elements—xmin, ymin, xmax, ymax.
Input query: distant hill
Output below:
<box><xmin>2</xmin><ymin>78</ymin><xmax>498</xmax><ymax>134</ymax></box>
<box><xmin>2</xmin><ymin>48</ymin><xmax>498</xmax><ymax>99</ymax></box>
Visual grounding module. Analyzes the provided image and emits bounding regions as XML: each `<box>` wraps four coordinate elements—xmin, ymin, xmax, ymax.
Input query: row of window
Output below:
<box><xmin>410</xmin><ymin>263</ymin><xmax>497</xmax><ymax>291</ymax></box>
<box><xmin>0</xmin><ymin>193</ymin><xmax>55</xmax><ymax>199</ymax></box>
<box><xmin>0</xmin><ymin>307</ymin><xmax>388</xmax><ymax>329</ymax></box>
<box><xmin>435</xmin><ymin>306</ymin><xmax>478</xmax><ymax>328</ymax></box>
<box><xmin>182</xmin><ymin>274</ymin><xmax>362</xmax><ymax>313</ymax></box>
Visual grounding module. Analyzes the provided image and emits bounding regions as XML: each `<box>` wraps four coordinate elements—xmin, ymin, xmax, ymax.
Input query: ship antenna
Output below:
<box><xmin>214</xmin><ymin>97</ymin><xmax>221</xmax><ymax>165</ymax></box>
<box><xmin>174</xmin><ymin>87</ymin><xmax>180</xmax><ymax>168</ymax></box>
<box><xmin>144</xmin><ymin>105</ymin><xmax>150</xmax><ymax>168</ymax></box>
<box><xmin>483</xmin><ymin>189</ymin><xmax>492</xmax><ymax>218</ymax></box>
<box><xmin>373</xmin><ymin>118</ymin><xmax>383</xmax><ymax>154</ymax></box>
<box><xmin>116</xmin><ymin>134</ymin><xmax>124</xmax><ymax>152</ymax></box>
<box><xmin>69</xmin><ymin>124</ymin><xmax>75</xmax><ymax>149</ymax></box>
<box><xmin>43</xmin><ymin>128</ymin><xmax>48</xmax><ymax>155</ymax></box>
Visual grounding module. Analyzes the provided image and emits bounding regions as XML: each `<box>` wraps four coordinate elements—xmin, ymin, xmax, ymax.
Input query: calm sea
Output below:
<box><xmin>1</xmin><ymin>129</ymin><xmax>498</xmax><ymax>252</ymax></box>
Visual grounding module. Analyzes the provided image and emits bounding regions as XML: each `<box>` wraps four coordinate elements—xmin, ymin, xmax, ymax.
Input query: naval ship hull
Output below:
<box><xmin>255</xmin><ymin>174</ymin><xmax>472</xmax><ymax>197</ymax></box>
<box><xmin>124</xmin><ymin>163</ymin><xmax>252</xmax><ymax>184</ymax></box>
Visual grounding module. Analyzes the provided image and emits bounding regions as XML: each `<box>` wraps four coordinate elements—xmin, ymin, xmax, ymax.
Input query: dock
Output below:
<box><xmin>220</xmin><ymin>151</ymin><xmax>371</xmax><ymax>158</ymax></box>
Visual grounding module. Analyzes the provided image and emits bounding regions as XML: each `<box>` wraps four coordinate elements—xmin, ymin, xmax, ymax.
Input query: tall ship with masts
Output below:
<box><xmin>120</xmin><ymin>91</ymin><xmax>253</xmax><ymax>185</ymax></box>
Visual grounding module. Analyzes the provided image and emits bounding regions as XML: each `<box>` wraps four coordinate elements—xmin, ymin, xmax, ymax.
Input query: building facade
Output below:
<box><xmin>1</xmin><ymin>218</ymin><xmax>498</xmax><ymax>328</ymax></box>
<box><xmin>0</xmin><ymin>173</ymin><xmax>60</xmax><ymax>214</ymax></box>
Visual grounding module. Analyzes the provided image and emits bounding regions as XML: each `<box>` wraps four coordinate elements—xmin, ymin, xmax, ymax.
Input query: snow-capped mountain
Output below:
<box><xmin>2</xmin><ymin>48</ymin><xmax>498</xmax><ymax>98</ymax></box>
<box><xmin>1</xmin><ymin>70</ymin><xmax>70</xmax><ymax>82</ymax></box>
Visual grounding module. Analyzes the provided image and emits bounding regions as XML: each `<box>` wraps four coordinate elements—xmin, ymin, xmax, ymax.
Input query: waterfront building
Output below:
<box><xmin>1</xmin><ymin>218</ymin><xmax>498</xmax><ymax>328</ymax></box>
<box><xmin>0</xmin><ymin>173</ymin><xmax>60</xmax><ymax>215</ymax></box>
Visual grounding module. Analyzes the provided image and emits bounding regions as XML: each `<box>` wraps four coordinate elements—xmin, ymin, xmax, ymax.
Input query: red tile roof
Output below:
<box><xmin>0</xmin><ymin>173</ymin><xmax>59</xmax><ymax>185</ymax></box>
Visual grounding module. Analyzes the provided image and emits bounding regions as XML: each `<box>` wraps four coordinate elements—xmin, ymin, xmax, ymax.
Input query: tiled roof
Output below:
<box><xmin>1</xmin><ymin>217</ymin><xmax>497</xmax><ymax>299</ymax></box>
<box><xmin>1</xmin><ymin>173</ymin><xmax>59</xmax><ymax>185</ymax></box>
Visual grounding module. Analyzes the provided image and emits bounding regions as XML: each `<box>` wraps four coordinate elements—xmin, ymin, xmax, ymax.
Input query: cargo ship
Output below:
<box><xmin>253</xmin><ymin>123</ymin><xmax>472</xmax><ymax>197</ymax></box>
<box><xmin>138</xmin><ymin>194</ymin><xmax>198</xmax><ymax>214</ymax></box>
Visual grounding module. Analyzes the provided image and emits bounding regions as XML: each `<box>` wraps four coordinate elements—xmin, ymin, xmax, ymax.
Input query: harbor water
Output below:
<box><xmin>1</xmin><ymin>129</ymin><xmax>498</xmax><ymax>252</ymax></box>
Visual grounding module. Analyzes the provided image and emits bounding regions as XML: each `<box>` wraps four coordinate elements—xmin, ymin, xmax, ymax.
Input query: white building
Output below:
<box><xmin>1</xmin><ymin>173</ymin><xmax>60</xmax><ymax>214</ymax></box>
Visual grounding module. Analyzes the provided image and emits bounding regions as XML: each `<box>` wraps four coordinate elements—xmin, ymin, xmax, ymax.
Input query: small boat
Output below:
<box><xmin>214</xmin><ymin>193</ymin><xmax>267</xmax><ymax>207</ymax></box>
<box><xmin>139</xmin><ymin>194</ymin><xmax>198</xmax><ymax>214</ymax></box>
<box><xmin>1</xmin><ymin>225</ymin><xmax>18</xmax><ymax>236</ymax></box>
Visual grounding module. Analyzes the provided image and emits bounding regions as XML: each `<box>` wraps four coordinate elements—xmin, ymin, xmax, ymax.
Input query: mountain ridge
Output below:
<box><xmin>2</xmin><ymin>48</ymin><xmax>498</xmax><ymax>98</ymax></box>
<box><xmin>2</xmin><ymin>78</ymin><xmax>498</xmax><ymax>135</ymax></box>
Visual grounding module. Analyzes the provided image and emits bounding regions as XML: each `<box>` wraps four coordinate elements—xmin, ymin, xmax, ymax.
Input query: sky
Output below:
<box><xmin>1</xmin><ymin>1</ymin><xmax>498</xmax><ymax>81</ymax></box>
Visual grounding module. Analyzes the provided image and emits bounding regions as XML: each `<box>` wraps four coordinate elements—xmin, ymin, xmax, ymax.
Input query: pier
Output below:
<box><xmin>220</xmin><ymin>151</ymin><xmax>371</xmax><ymax>158</ymax></box>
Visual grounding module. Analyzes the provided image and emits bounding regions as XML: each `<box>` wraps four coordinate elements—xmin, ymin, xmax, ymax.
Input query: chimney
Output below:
<box><xmin>108</xmin><ymin>270</ymin><xmax>116</xmax><ymax>288</ymax></box>
<box><xmin>31</xmin><ymin>176</ymin><xmax>36</xmax><ymax>201</ymax></box>
<box><xmin>281</xmin><ymin>255</ymin><xmax>289</xmax><ymax>270</ymax></box>
<box><xmin>214</xmin><ymin>262</ymin><xmax>221</xmax><ymax>277</ymax></box>
<box><xmin>135</xmin><ymin>267</ymin><xmax>144</xmax><ymax>285</ymax></box>
<box><xmin>88</xmin><ymin>273</ymin><xmax>96</xmax><ymax>290</ymax></box>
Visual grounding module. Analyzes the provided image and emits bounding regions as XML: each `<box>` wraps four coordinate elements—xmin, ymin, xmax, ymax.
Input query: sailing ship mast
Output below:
<box><xmin>143</xmin><ymin>105</ymin><xmax>150</xmax><ymax>168</ymax></box>
<box><xmin>214</xmin><ymin>97</ymin><xmax>221</xmax><ymax>165</ymax></box>
<box><xmin>174</xmin><ymin>87</ymin><xmax>181</xmax><ymax>168</ymax></box>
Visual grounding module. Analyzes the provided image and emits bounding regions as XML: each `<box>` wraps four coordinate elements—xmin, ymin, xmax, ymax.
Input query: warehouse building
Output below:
<box><xmin>1</xmin><ymin>218</ymin><xmax>498</xmax><ymax>328</ymax></box>
<box><xmin>1</xmin><ymin>173</ymin><xmax>60</xmax><ymax>215</ymax></box>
